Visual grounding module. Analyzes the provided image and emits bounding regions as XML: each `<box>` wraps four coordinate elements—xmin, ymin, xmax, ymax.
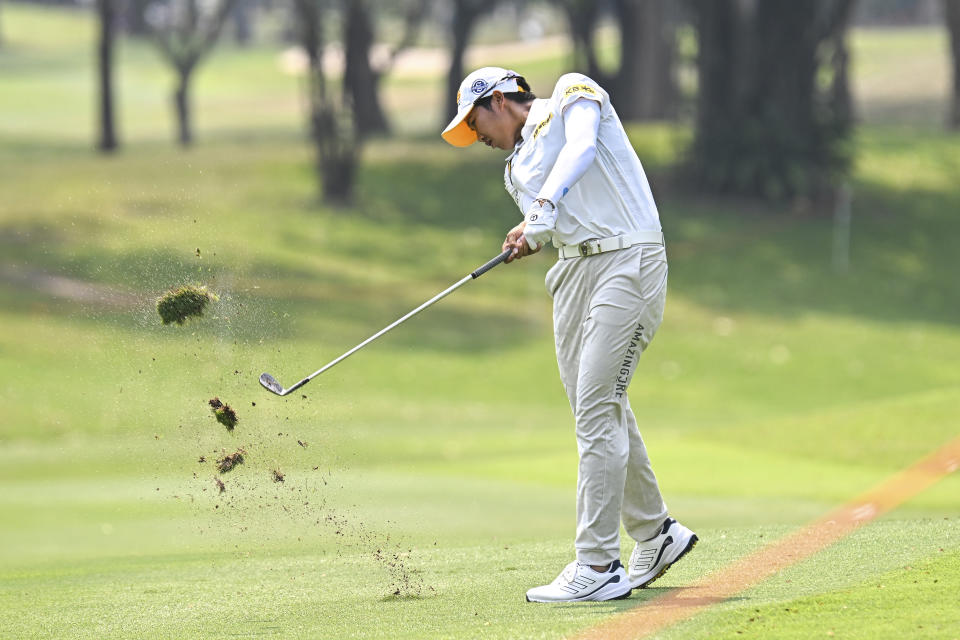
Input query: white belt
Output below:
<box><xmin>558</xmin><ymin>231</ymin><xmax>664</xmax><ymax>260</ymax></box>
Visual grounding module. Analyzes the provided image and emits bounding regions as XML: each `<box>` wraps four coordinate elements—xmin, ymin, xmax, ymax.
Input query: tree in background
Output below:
<box><xmin>854</xmin><ymin>0</ymin><xmax>940</xmax><ymax>24</ymax></box>
<box><xmin>444</xmin><ymin>0</ymin><xmax>498</xmax><ymax>123</ymax></box>
<box><xmin>438</xmin><ymin>0</ymin><xmax>679</xmax><ymax>124</ymax></box>
<box><xmin>97</xmin><ymin>0</ymin><xmax>119</xmax><ymax>152</ymax></box>
<box><xmin>123</xmin><ymin>0</ymin><xmax>152</xmax><ymax>36</ymax></box>
<box><xmin>614</xmin><ymin>0</ymin><xmax>679</xmax><ymax>120</ymax></box>
<box><xmin>946</xmin><ymin>0</ymin><xmax>960</xmax><ymax>128</ymax></box>
<box><xmin>146</xmin><ymin>0</ymin><xmax>236</xmax><ymax>146</ymax></box>
<box><xmin>344</xmin><ymin>0</ymin><xmax>427</xmax><ymax>137</ymax></box>
<box><xmin>555</xmin><ymin>0</ymin><xmax>680</xmax><ymax>121</ymax></box>
<box><xmin>687</xmin><ymin>0</ymin><xmax>856</xmax><ymax>203</ymax></box>
<box><xmin>231</xmin><ymin>0</ymin><xmax>254</xmax><ymax>46</ymax></box>
<box><xmin>560</xmin><ymin>0</ymin><xmax>604</xmax><ymax>80</ymax></box>
<box><xmin>294</xmin><ymin>0</ymin><xmax>360</xmax><ymax>206</ymax></box>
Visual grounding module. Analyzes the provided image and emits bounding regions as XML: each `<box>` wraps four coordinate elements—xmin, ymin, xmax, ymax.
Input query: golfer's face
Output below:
<box><xmin>468</xmin><ymin>97</ymin><xmax>511</xmax><ymax>150</ymax></box>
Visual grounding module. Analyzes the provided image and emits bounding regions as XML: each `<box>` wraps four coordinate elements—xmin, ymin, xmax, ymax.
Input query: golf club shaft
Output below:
<box><xmin>285</xmin><ymin>248</ymin><xmax>513</xmax><ymax>392</ymax></box>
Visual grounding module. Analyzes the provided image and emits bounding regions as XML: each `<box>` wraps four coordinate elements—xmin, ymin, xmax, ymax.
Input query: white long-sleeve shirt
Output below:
<box><xmin>504</xmin><ymin>74</ymin><xmax>662</xmax><ymax>248</ymax></box>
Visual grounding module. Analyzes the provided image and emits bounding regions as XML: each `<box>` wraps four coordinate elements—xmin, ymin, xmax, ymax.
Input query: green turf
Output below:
<box><xmin>658</xmin><ymin>525</ymin><xmax>960</xmax><ymax>640</ymax></box>
<box><xmin>1</xmin><ymin>4</ymin><xmax>958</xmax><ymax>639</ymax></box>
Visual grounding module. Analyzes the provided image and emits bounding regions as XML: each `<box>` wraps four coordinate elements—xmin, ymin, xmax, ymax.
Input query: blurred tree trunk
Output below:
<box><xmin>123</xmin><ymin>0</ymin><xmax>151</xmax><ymax>36</ymax></box>
<box><xmin>344</xmin><ymin>0</ymin><xmax>389</xmax><ymax>136</ymax></box>
<box><xmin>690</xmin><ymin>0</ymin><xmax>741</xmax><ymax>149</ymax></box>
<box><xmin>687</xmin><ymin>0</ymin><xmax>856</xmax><ymax>203</ymax></box>
<box><xmin>174</xmin><ymin>68</ymin><xmax>193</xmax><ymax>145</ymax></box>
<box><xmin>612</xmin><ymin>0</ymin><xmax>677</xmax><ymax>120</ymax></box>
<box><xmin>946</xmin><ymin>0</ymin><xmax>960</xmax><ymax>128</ymax></box>
<box><xmin>343</xmin><ymin>0</ymin><xmax>428</xmax><ymax>138</ymax></box>
<box><xmin>559</xmin><ymin>0</ymin><xmax>606</xmax><ymax>81</ymax></box>
<box><xmin>555</xmin><ymin>0</ymin><xmax>679</xmax><ymax>121</ymax></box>
<box><xmin>97</xmin><ymin>0</ymin><xmax>119</xmax><ymax>152</ymax></box>
<box><xmin>232</xmin><ymin>0</ymin><xmax>253</xmax><ymax>46</ymax></box>
<box><xmin>444</xmin><ymin>0</ymin><xmax>494</xmax><ymax>123</ymax></box>
<box><xmin>149</xmin><ymin>0</ymin><xmax>235</xmax><ymax>147</ymax></box>
<box><xmin>821</xmin><ymin>0</ymin><xmax>857</xmax><ymax>131</ymax></box>
<box><xmin>294</xmin><ymin>0</ymin><xmax>360</xmax><ymax>206</ymax></box>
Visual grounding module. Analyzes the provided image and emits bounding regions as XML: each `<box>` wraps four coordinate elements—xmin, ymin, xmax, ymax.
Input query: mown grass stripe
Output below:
<box><xmin>577</xmin><ymin>435</ymin><xmax>960</xmax><ymax>640</ymax></box>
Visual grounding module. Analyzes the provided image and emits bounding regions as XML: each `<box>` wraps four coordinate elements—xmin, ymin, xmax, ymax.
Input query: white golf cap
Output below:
<box><xmin>441</xmin><ymin>67</ymin><xmax>524</xmax><ymax>147</ymax></box>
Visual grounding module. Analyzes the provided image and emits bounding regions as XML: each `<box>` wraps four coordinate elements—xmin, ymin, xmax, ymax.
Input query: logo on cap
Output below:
<box><xmin>471</xmin><ymin>79</ymin><xmax>488</xmax><ymax>95</ymax></box>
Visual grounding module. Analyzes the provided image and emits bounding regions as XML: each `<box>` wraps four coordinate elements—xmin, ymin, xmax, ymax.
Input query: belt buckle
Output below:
<box><xmin>579</xmin><ymin>238</ymin><xmax>600</xmax><ymax>257</ymax></box>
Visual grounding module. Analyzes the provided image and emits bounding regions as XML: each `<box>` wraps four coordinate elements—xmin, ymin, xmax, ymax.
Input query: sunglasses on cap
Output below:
<box><xmin>472</xmin><ymin>73</ymin><xmax>524</xmax><ymax>105</ymax></box>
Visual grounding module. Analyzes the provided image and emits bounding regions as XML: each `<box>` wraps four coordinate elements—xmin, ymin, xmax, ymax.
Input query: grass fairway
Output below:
<box><xmin>2</xmin><ymin>4</ymin><xmax>959</xmax><ymax>639</ymax></box>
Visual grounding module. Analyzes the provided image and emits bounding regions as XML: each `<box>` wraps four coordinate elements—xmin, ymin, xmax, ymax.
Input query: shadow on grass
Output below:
<box><xmin>553</xmin><ymin>587</ymin><xmax>749</xmax><ymax>629</ymax></box>
<box><xmin>356</xmin><ymin>133</ymin><xmax>960</xmax><ymax>328</ymax></box>
<box><xmin>357</xmin><ymin>154</ymin><xmax>519</xmax><ymax>239</ymax></box>
<box><xmin>548</xmin><ymin>587</ymin><xmax>749</xmax><ymax>616</ymax></box>
<box><xmin>4</xmin><ymin>129</ymin><xmax>959</xmax><ymax>343</ymax></box>
<box><xmin>0</xmin><ymin>232</ymin><xmax>541</xmax><ymax>353</ymax></box>
<box><xmin>658</xmin><ymin>177</ymin><xmax>960</xmax><ymax>327</ymax></box>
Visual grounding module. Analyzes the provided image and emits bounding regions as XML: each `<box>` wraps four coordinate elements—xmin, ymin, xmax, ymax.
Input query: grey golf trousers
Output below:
<box><xmin>546</xmin><ymin>243</ymin><xmax>670</xmax><ymax>566</ymax></box>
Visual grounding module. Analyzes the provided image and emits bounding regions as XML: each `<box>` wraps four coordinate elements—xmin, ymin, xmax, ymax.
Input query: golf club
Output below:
<box><xmin>259</xmin><ymin>247</ymin><xmax>514</xmax><ymax>396</ymax></box>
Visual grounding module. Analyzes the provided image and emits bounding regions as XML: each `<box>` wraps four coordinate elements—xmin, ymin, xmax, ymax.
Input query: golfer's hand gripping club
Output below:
<box><xmin>259</xmin><ymin>248</ymin><xmax>513</xmax><ymax>396</ymax></box>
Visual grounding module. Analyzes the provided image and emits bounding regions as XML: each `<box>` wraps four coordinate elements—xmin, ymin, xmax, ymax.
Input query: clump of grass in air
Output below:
<box><xmin>156</xmin><ymin>284</ymin><xmax>217</xmax><ymax>325</ymax></box>
<box><xmin>216</xmin><ymin>448</ymin><xmax>246</xmax><ymax>474</ymax></box>
<box><xmin>208</xmin><ymin>397</ymin><xmax>238</xmax><ymax>431</ymax></box>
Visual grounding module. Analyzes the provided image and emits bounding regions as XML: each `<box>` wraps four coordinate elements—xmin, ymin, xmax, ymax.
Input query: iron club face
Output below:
<box><xmin>259</xmin><ymin>373</ymin><xmax>286</xmax><ymax>396</ymax></box>
<box><xmin>260</xmin><ymin>372</ymin><xmax>310</xmax><ymax>396</ymax></box>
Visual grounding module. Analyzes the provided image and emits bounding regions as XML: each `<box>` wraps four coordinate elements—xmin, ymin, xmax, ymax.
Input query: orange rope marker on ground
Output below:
<box><xmin>578</xmin><ymin>435</ymin><xmax>960</xmax><ymax>640</ymax></box>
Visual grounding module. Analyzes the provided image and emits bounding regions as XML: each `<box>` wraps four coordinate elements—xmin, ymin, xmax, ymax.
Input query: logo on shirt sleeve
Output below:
<box><xmin>564</xmin><ymin>84</ymin><xmax>599</xmax><ymax>99</ymax></box>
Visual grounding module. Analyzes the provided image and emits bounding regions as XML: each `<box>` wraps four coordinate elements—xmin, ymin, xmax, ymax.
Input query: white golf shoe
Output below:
<box><xmin>525</xmin><ymin>559</ymin><xmax>632</xmax><ymax>603</ymax></box>
<box><xmin>628</xmin><ymin>517</ymin><xmax>698</xmax><ymax>589</ymax></box>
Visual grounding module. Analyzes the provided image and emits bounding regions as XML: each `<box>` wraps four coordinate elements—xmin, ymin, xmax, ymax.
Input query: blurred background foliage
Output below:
<box><xmin>3</xmin><ymin>0</ymin><xmax>959</xmax><ymax>203</ymax></box>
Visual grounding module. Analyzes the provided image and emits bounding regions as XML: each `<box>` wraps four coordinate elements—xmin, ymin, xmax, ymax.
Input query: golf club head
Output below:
<box><xmin>259</xmin><ymin>372</ymin><xmax>286</xmax><ymax>396</ymax></box>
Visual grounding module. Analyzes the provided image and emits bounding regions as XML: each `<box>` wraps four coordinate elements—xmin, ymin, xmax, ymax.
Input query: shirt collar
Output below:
<box><xmin>506</xmin><ymin>99</ymin><xmax>549</xmax><ymax>162</ymax></box>
<box><xmin>520</xmin><ymin>99</ymin><xmax>550</xmax><ymax>142</ymax></box>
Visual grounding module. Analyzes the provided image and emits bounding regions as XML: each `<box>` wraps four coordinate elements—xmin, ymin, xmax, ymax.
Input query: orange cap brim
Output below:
<box><xmin>441</xmin><ymin>108</ymin><xmax>478</xmax><ymax>147</ymax></box>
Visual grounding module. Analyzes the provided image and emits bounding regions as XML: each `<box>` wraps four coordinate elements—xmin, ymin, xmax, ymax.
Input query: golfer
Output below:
<box><xmin>442</xmin><ymin>68</ymin><xmax>698</xmax><ymax>602</ymax></box>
